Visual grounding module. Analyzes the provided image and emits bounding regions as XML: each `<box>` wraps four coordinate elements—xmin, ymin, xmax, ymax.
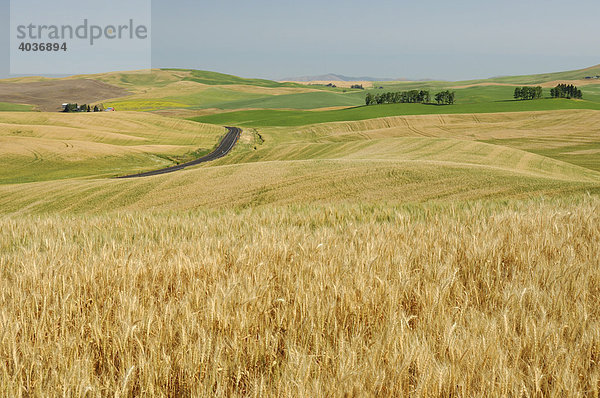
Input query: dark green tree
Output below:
<box><xmin>514</xmin><ymin>87</ymin><xmax>522</xmax><ymax>100</ymax></box>
<box><xmin>364</xmin><ymin>89</ymin><xmax>433</xmax><ymax>105</ymax></box>
<box><xmin>513</xmin><ymin>86</ymin><xmax>542</xmax><ymax>100</ymax></box>
<box><xmin>550</xmin><ymin>84</ymin><xmax>582</xmax><ymax>99</ymax></box>
<box><xmin>435</xmin><ymin>92</ymin><xmax>443</xmax><ymax>104</ymax></box>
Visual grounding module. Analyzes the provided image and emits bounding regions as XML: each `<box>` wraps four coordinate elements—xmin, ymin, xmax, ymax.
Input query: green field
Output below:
<box><xmin>87</xmin><ymin>69</ymin><xmax>363</xmax><ymax>112</ymax></box>
<box><xmin>1</xmin><ymin>108</ymin><xmax>599</xmax><ymax>210</ymax></box>
<box><xmin>90</xmin><ymin>69</ymin><xmax>305</xmax><ymax>90</ymax></box>
<box><xmin>5</xmin><ymin>65</ymin><xmax>600</xmax><ymax>116</ymax></box>
<box><xmin>2</xmin><ymin>65</ymin><xmax>600</xmax><ymax>189</ymax></box>
<box><xmin>76</xmin><ymin>64</ymin><xmax>600</xmax><ymax>115</ymax></box>
<box><xmin>0</xmin><ymin>112</ymin><xmax>225</xmax><ymax>184</ymax></box>
<box><xmin>174</xmin><ymin>69</ymin><xmax>304</xmax><ymax>88</ymax></box>
<box><xmin>108</xmin><ymin>89</ymin><xmax>369</xmax><ymax>112</ymax></box>
<box><xmin>0</xmin><ymin>102</ymin><xmax>33</xmax><ymax>112</ymax></box>
<box><xmin>111</xmin><ymin>71</ymin><xmax>600</xmax><ymax>115</ymax></box>
<box><xmin>192</xmin><ymin>98</ymin><xmax>600</xmax><ymax>127</ymax></box>
<box><xmin>216</xmin><ymin>90</ymin><xmax>366</xmax><ymax>110</ymax></box>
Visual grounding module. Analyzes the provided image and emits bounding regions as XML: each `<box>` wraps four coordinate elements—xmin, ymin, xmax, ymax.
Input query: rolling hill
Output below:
<box><xmin>0</xmin><ymin>111</ymin><xmax>225</xmax><ymax>184</ymax></box>
<box><xmin>1</xmin><ymin>107</ymin><xmax>599</xmax><ymax>212</ymax></box>
<box><xmin>2</xmin><ymin>65</ymin><xmax>600</xmax><ymax>396</ymax></box>
<box><xmin>1</xmin><ymin>64</ymin><xmax>600</xmax><ymax>117</ymax></box>
<box><xmin>281</xmin><ymin>73</ymin><xmax>401</xmax><ymax>82</ymax></box>
<box><xmin>463</xmin><ymin>63</ymin><xmax>600</xmax><ymax>85</ymax></box>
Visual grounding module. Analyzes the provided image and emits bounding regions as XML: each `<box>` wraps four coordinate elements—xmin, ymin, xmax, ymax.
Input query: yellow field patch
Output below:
<box><xmin>0</xmin><ymin>135</ymin><xmax>196</xmax><ymax>160</ymax></box>
<box><xmin>218</xmin><ymin>84</ymin><xmax>320</xmax><ymax>95</ymax></box>
<box><xmin>283</xmin><ymin>109</ymin><xmax>600</xmax><ymax>143</ymax></box>
<box><xmin>0</xmin><ymin>111</ymin><xmax>223</xmax><ymax>143</ymax></box>
<box><xmin>0</xmin><ymin>155</ymin><xmax>598</xmax><ymax>213</ymax></box>
<box><xmin>563</xmin><ymin>148</ymin><xmax>600</xmax><ymax>155</ymax></box>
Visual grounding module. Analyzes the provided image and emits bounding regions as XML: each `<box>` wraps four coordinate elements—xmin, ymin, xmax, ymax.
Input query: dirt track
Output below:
<box><xmin>116</xmin><ymin>127</ymin><xmax>241</xmax><ymax>179</ymax></box>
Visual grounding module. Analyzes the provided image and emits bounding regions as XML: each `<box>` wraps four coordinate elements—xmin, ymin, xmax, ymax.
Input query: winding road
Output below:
<box><xmin>117</xmin><ymin>127</ymin><xmax>241</xmax><ymax>179</ymax></box>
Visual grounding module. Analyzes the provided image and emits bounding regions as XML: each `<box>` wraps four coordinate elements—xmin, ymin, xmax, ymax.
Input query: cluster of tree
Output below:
<box><xmin>63</xmin><ymin>103</ymin><xmax>103</xmax><ymax>113</ymax></box>
<box><xmin>365</xmin><ymin>90</ymin><xmax>456</xmax><ymax>105</ymax></box>
<box><xmin>62</xmin><ymin>103</ymin><xmax>79</xmax><ymax>112</ymax></box>
<box><xmin>351</xmin><ymin>84</ymin><xmax>364</xmax><ymax>90</ymax></box>
<box><xmin>513</xmin><ymin>86</ymin><xmax>543</xmax><ymax>100</ymax></box>
<box><xmin>433</xmin><ymin>90</ymin><xmax>455</xmax><ymax>105</ymax></box>
<box><xmin>325</xmin><ymin>83</ymin><xmax>337</xmax><ymax>88</ymax></box>
<box><xmin>365</xmin><ymin>90</ymin><xmax>431</xmax><ymax>105</ymax></box>
<box><xmin>550</xmin><ymin>84</ymin><xmax>582</xmax><ymax>99</ymax></box>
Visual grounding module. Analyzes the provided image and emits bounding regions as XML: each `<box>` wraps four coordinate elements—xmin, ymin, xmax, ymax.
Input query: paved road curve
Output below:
<box><xmin>117</xmin><ymin>126</ymin><xmax>241</xmax><ymax>179</ymax></box>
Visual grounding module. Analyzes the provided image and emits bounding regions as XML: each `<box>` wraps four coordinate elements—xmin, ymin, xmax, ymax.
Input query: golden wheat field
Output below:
<box><xmin>1</xmin><ymin>106</ymin><xmax>600</xmax><ymax>396</ymax></box>
<box><xmin>1</xmin><ymin>197</ymin><xmax>599</xmax><ymax>396</ymax></box>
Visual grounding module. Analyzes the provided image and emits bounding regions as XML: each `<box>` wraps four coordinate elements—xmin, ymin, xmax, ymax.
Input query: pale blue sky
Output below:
<box><xmin>1</xmin><ymin>0</ymin><xmax>599</xmax><ymax>80</ymax></box>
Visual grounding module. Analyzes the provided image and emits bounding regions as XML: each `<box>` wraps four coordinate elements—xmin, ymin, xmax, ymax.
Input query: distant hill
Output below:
<box><xmin>283</xmin><ymin>64</ymin><xmax>600</xmax><ymax>85</ymax></box>
<box><xmin>462</xmin><ymin>64</ymin><xmax>600</xmax><ymax>85</ymax></box>
<box><xmin>2</xmin><ymin>64</ymin><xmax>600</xmax><ymax>113</ymax></box>
<box><xmin>281</xmin><ymin>74</ymin><xmax>403</xmax><ymax>82</ymax></box>
<box><xmin>0</xmin><ymin>69</ymin><xmax>310</xmax><ymax>112</ymax></box>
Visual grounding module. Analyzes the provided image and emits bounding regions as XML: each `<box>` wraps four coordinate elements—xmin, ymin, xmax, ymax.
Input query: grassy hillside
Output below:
<box><xmin>3</xmin><ymin>65</ymin><xmax>600</xmax><ymax>116</ymax></box>
<box><xmin>377</xmin><ymin>64</ymin><xmax>600</xmax><ymax>88</ymax></box>
<box><xmin>216</xmin><ymin>90</ymin><xmax>366</xmax><ymax>110</ymax></box>
<box><xmin>105</xmin><ymin>86</ymin><xmax>367</xmax><ymax>112</ymax></box>
<box><xmin>0</xmin><ymin>102</ymin><xmax>33</xmax><ymax>112</ymax></box>
<box><xmin>192</xmin><ymin>99</ymin><xmax>600</xmax><ymax>127</ymax></box>
<box><xmin>0</xmin><ymin>112</ymin><xmax>225</xmax><ymax>184</ymax></box>
<box><xmin>222</xmin><ymin>137</ymin><xmax>600</xmax><ymax>181</ymax></box>
<box><xmin>0</xmin><ymin>69</ymin><xmax>359</xmax><ymax>113</ymax></box>
<box><xmin>247</xmin><ymin>110</ymin><xmax>600</xmax><ymax>172</ymax></box>
<box><xmin>2</xmin><ymin>69</ymin><xmax>600</xmax><ymax>395</ymax></box>
<box><xmin>85</xmin><ymin>69</ymin><xmax>317</xmax><ymax>91</ymax></box>
<box><xmin>173</xmin><ymin>69</ymin><xmax>304</xmax><ymax>88</ymax></box>
<box><xmin>1</xmin><ymin>109</ymin><xmax>599</xmax><ymax>211</ymax></box>
<box><xmin>465</xmin><ymin>63</ymin><xmax>600</xmax><ymax>85</ymax></box>
<box><xmin>2</xmin><ymin>157</ymin><xmax>599</xmax><ymax>213</ymax></box>
<box><xmin>105</xmin><ymin>66</ymin><xmax>600</xmax><ymax>117</ymax></box>
<box><xmin>88</xmin><ymin>69</ymin><xmax>367</xmax><ymax>112</ymax></box>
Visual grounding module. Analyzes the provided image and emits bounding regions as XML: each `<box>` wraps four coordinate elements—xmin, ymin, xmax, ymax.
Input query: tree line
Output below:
<box><xmin>365</xmin><ymin>90</ymin><xmax>455</xmax><ymax>105</ymax></box>
<box><xmin>434</xmin><ymin>91</ymin><xmax>455</xmax><ymax>105</ymax></box>
<box><xmin>513</xmin><ymin>86</ymin><xmax>543</xmax><ymax>100</ymax></box>
<box><xmin>63</xmin><ymin>103</ymin><xmax>103</xmax><ymax>113</ymax></box>
<box><xmin>514</xmin><ymin>84</ymin><xmax>584</xmax><ymax>100</ymax></box>
<box><xmin>550</xmin><ymin>84</ymin><xmax>583</xmax><ymax>99</ymax></box>
<box><xmin>364</xmin><ymin>84</ymin><xmax>583</xmax><ymax>107</ymax></box>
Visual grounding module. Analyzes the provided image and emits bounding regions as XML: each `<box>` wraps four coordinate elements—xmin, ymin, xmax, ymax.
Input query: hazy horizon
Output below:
<box><xmin>1</xmin><ymin>0</ymin><xmax>599</xmax><ymax>81</ymax></box>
